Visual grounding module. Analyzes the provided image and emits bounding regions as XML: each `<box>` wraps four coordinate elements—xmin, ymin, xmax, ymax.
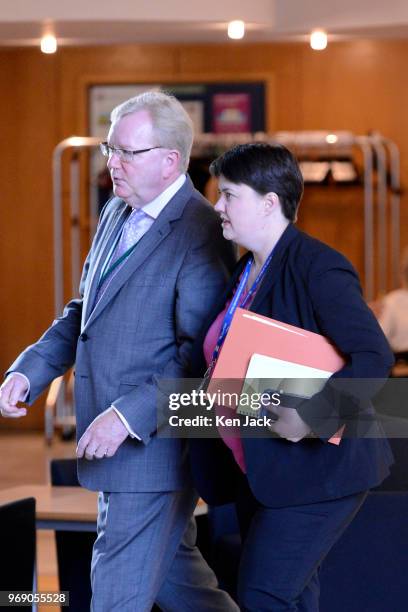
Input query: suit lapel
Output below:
<box><xmin>83</xmin><ymin>177</ymin><xmax>194</xmax><ymax>331</ymax></box>
<box><xmin>82</xmin><ymin>201</ymin><xmax>130</xmax><ymax>325</ymax></box>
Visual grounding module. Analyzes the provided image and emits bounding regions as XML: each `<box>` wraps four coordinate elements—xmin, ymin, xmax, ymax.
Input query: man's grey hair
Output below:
<box><xmin>111</xmin><ymin>91</ymin><xmax>193</xmax><ymax>173</ymax></box>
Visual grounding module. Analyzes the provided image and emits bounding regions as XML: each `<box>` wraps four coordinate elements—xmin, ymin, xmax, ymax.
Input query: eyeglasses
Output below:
<box><xmin>99</xmin><ymin>142</ymin><xmax>162</xmax><ymax>162</ymax></box>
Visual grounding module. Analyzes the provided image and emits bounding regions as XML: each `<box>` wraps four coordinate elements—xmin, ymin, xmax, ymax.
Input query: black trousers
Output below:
<box><xmin>234</xmin><ymin>476</ymin><xmax>367</xmax><ymax>612</ymax></box>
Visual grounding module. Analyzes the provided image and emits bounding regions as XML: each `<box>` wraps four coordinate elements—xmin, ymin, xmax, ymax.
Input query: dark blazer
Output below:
<box><xmin>189</xmin><ymin>223</ymin><xmax>394</xmax><ymax>508</ymax></box>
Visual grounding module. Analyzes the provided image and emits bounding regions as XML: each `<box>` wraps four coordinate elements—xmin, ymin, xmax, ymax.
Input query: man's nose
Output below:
<box><xmin>107</xmin><ymin>152</ymin><xmax>120</xmax><ymax>169</ymax></box>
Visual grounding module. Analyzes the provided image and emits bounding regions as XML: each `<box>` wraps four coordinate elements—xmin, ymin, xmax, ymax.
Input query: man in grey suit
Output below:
<box><xmin>0</xmin><ymin>91</ymin><xmax>237</xmax><ymax>611</ymax></box>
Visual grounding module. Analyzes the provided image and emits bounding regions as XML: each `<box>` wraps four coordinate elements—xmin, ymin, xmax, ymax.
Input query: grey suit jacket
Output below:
<box><xmin>10</xmin><ymin>176</ymin><xmax>235</xmax><ymax>492</ymax></box>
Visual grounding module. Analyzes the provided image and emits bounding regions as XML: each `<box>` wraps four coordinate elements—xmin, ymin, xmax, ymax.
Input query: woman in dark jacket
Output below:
<box><xmin>189</xmin><ymin>143</ymin><xmax>393</xmax><ymax>611</ymax></box>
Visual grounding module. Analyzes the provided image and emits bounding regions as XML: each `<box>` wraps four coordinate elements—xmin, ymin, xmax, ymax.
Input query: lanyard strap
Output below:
<box><xmin>209</xmin><ymin>249</ymin><xmax>274</xmax><ymax>369</ymax></box>
<box><xmin>97</xmin><ymin>240</ymin><xmax>139</xmax><ymax>290</ymax></box>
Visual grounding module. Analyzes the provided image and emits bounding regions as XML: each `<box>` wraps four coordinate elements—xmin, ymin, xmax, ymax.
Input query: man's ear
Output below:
<box><xmin>163</xmin><ymin>149</ymin><xmax>181</xmax><ymax>178</ymax></box>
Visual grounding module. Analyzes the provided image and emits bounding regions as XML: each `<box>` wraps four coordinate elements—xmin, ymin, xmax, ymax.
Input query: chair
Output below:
<box><xmin>0</xmin><ymin>497</ymin><xmax>36</xmax><ymax>605</ymax></box>
<box><xmin>50</xmin><ymin>458</ymin><xmax>96</xmax><ymax>612</ymax></box>
<box><xmin>319</xmin><ymin>491</ymin><xmax>408</xmax><ymax>611</ymax></box>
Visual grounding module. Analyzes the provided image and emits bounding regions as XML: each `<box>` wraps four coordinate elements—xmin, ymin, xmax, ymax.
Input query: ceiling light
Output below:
<box><xmin>41</xmin><ymin>34</ymin><xmax>57</xmax><ymax>54</ymax></box>
<box><xmin>228</xmin><ymin>20</ymin><xmax>245</xmax><ymax>40</ymax></box>
<box><xmin>310</xmin><ymin>30</ymin><xmax>327</xmax><ymax>51</ymax></box>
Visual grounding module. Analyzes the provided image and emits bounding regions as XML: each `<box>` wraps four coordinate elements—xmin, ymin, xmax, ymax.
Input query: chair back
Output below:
<box><xmin>50</xmin><ymin>458</ymin><xmax>79</xmax><ymax>487</ymax></box>
<box><xmin>320</xmin><ymin>491</ymin><xmax>408</xmax><ymax>612</ymax></box>
<box><xmin>0</xmin><ymin>497</ymin><xmax>36</xmax><ymax>596</ymax></box>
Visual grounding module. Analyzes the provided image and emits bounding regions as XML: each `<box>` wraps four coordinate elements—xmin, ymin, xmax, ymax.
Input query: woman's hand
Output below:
<box><xmin>265</xmin><ymin>404</ymin><xmax>312</xmax><ymax>442</ymax></box>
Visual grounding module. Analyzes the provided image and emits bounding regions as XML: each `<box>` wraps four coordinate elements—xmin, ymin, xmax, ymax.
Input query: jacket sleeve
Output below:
<box><xmin>5</xmin><ymin>201</ymin><xmax>116</xmax><ymax>403</ymax></box>
<box><xmin>112</xmin><ymin>230</ymin><xmax>234</xmax><ymax>444</ymax></box>
<box><xmin>296</xmin><ymin>250</ymin><xmax>394</xmax><ymax>439</ymax></box>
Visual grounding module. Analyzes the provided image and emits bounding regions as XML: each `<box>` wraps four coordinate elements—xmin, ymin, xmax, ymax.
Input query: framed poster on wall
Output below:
<box><xmin>89</xmin><ymin>82</ymin><xmax>265</xmax><ymax>138</ymax></box>
<box><xmin>212</xmin><ymin>93</ymin><xmax>251</xmax><ymax>133</ymax></box>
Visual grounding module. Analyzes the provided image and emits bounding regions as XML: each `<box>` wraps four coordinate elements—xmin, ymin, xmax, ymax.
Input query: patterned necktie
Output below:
<box><xmin>112</xmin><ymin>207</ymin><xmax>150</xmax><ymax>260</ymax></box>
<box><xmin>94</xmin><ymin>207</ymin><xmax>152</xmax><ymax>306</ymax></box>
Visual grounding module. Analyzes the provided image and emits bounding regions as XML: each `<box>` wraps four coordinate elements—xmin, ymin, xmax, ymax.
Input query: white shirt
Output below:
<box><xmin>140</xmin><ymin>173</ymin><xmax>186</xmax><ymax>218</ymax></box>
<box><xmin>378</xmin><ymin>288</ymin><xmax>408</xmax><ymax>352</ymax></box>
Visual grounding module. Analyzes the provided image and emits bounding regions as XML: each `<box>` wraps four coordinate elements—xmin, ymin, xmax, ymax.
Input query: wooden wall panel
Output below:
<box><xmin>57</xmin><ymin>44</ymin><xmax>180</xmax><ymax>138</ymax></box>
<box><xmin>298</xmin><ymin>187</ymin><xmax>366</xmax><ymax>281</ymax></box>
<box><xmin>0</xmin><ymin>49</ymin><xmax>58</xmax><ymax>429</ymax></box>
<box><xmin>297</xmin><ymin>40</ymin><xmax>408</xmax><ymax>280</ymax></box>
<box><xmin>299</xmin><ymin>41</ymin><xmax>408</xmax><ymax>143</ymax></box>
<box><xmin>177</xmin><ymin>43</ymin><xmax>301</xmax><ymax>130</ymax></box>
<box><xmin>1</xmin><ymin>39</ymin><xmax>408</xmax><ymax>430</ymax></box>
<box><xmin>0</xmin><ymin>51</ymin><xmax>20</xmax><ymax>362</ymax></box>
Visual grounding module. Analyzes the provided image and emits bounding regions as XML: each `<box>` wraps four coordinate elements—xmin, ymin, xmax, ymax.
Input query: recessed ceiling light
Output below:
<box><xmin>228</xmin><ymin>20</ymin><xmax>245</xmax><ymax>40</ymax></box>
<box><xmin>41</xmin><ymin>34</ymin><xmax>57</xmax><ymax>54</ymax></box>
<box><xmin>310</xmin><ymin>29</ymin><xmax>327</xmax><ymax>51</ymax></box>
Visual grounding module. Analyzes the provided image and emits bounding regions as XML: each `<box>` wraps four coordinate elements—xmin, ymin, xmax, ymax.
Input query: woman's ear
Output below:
<box><xmin>264</xmin><ymin>192</ymin><xmax>280</xmax><ymax>215</ymax></box>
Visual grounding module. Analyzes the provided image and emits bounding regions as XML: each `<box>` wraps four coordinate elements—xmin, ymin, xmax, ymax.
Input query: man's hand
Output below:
<box><xmin>76</xmin><ymin>408</ymin><xmax>129</xmax><ymax>460</ymax></box>
<box><xmin>266</xmin><ymin>404</ymin><xmax>312</xmax><ymax>442</ymax></box>
<box><xmin>0</xmin><ymin>374</ymin><xmax>29</xmax><ymax>418</ymax></box>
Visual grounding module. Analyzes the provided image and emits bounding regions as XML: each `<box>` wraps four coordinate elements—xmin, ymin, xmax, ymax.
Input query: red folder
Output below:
<box><xmin>207</xmin><ymin>307</ymin><xmax>345</xmax><ymax>444</ymax></box>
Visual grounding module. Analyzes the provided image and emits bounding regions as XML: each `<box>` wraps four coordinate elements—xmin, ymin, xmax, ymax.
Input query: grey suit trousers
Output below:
<box><xmin>91</xmin><ymin>487</ymin><xmax>238</xmax><ymax>612</ymax></box>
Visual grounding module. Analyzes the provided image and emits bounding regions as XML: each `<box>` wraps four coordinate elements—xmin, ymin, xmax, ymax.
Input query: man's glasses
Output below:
<box><xmin>99</xmin><ymin>142</ymin><xmax>162</xmax><ymax>163</ymax></box>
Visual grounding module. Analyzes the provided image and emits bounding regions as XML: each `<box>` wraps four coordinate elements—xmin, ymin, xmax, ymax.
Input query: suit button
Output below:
<box><xmin>80</xmin><ymin>333</ymin><xmax>89</xmax><ymax>342</ymax></box>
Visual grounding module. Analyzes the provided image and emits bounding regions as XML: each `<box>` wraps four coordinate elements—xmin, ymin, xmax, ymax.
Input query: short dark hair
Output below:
<box><xmin>209</xmin><ymin>142</ymin><xmax>304</xmax><ymax>222</ymax></box>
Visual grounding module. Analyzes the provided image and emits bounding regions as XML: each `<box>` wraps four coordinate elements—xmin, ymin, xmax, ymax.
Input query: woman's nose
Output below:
<box><xmin>214</xmin><ymin>197</ymin><xmax>224</xmax><ymax>213</ymax></box>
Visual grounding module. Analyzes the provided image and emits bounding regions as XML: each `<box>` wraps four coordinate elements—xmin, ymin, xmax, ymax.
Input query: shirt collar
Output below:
<box><xmin>140</xmin><ymin>174</ymin><xmax>186</xmax><ymax>219</ymax></box>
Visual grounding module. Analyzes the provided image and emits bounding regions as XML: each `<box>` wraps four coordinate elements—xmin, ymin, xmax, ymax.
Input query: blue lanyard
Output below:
<box><xmin>209</xmin><ymin>249</ymin><xmax>274</xmax><ymax>370</ymax></box>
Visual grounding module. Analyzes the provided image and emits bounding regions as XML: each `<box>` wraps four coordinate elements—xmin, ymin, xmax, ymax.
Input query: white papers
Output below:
<box><xmin>237</xmin><ymin>353</ymin><xmax>332</xmax><ymax>417</ymax></box>
<box><xmin>246</xmin><ymin>353</ymin><xmax>332</xmax><ymax>380</ymax></box>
